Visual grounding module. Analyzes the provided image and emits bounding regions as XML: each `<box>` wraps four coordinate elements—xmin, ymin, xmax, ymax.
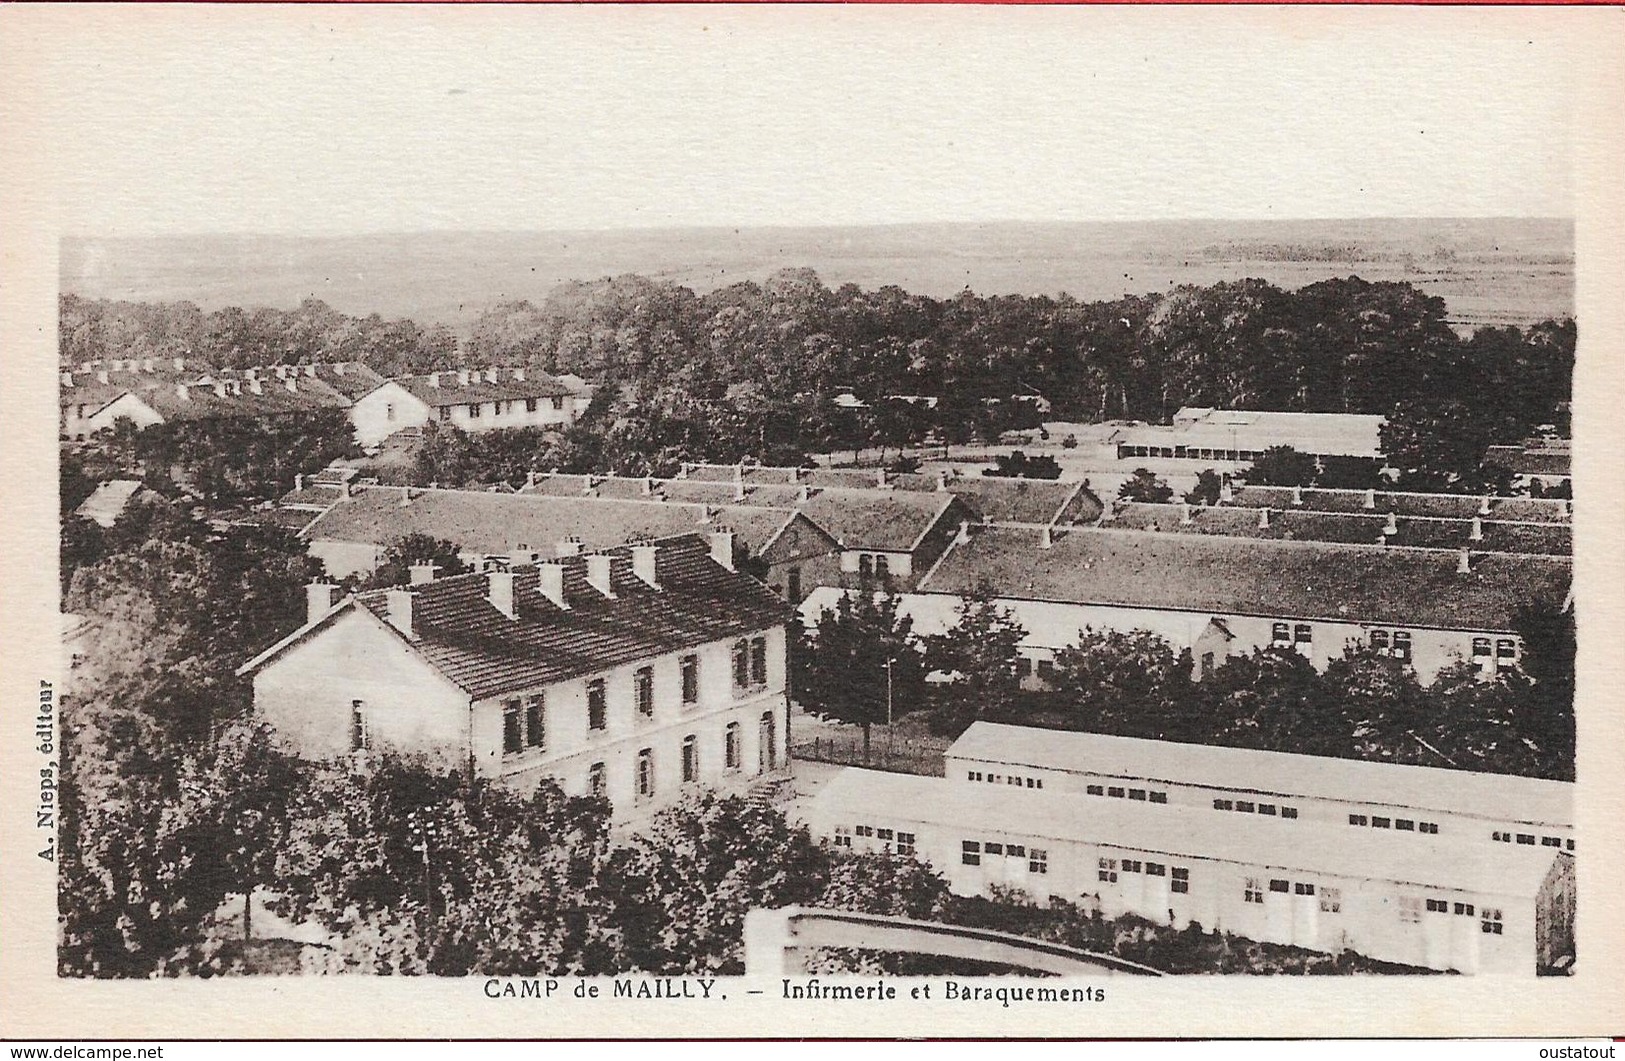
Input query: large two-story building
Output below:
<box><xmin>237</xmin><ymin>532</ymin><xmax>794</xmax><ymax>822</ymax></box>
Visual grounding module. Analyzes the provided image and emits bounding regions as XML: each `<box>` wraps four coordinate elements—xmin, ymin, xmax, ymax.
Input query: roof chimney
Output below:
<box><xmin>176</xmin><ymin>383</ymin><xmax>190</xmax><ymax>401</ymax></box>
<box><xmin>1384</xmin><ymin>511</ymin><xmax>1398</xmax><ymax>535</ymax></box>
<box><xmin>642</xmin><ymin>475</ymin><xmax>655</xmax><ymax>496</ymax></box>
<box><xmin>248</xmin><ymin>377</ymin><xmax>263</xmax><ymax>394</ymax></box>
<box><xmin>173</xmin><ymin>357</ymin><xmax>186</xmax><ymax>371</ymax></box>
<box><xmin>1218</xmin><ymin>479</ymin><xmax>1234</xmax><ymax>504</ymax></box>
<box><xmin>1363</xmin><ymin>488</ymin><xmax>1376</xmax><ymax>510</ymax></box>
<box><xmin>428</xmin><ymin>372</ymin><xmax>441</xmax><ymax>388</ymax></box>
<box><xmin>1469</xmin><ymin>516</ymin><xmax>1484</xmax><ymax>542</ymax></box>
<box><xmin>956</xmin><ymin>519</ymin><xmax>974</xmax><ymax>544</ymax></box>
<box><xmin>788</xmin><ymin>466</ymin><xmax>801</xmax><ymax>484</ymax></box>
<box><xmin>1257</xmin><ymin>507</ymin><xmax>1270</xmax><ymax>530</ymax></box>
<box><xmin>586</xmin><ymin>553</ymin><xmax>617</xmax><ymax>598</ymax></box>
<box><xmin>677</xmin><ymin>462</ymin><xmax>692</xmax><ymax>479</ymax></box>
<box><xmin>410</xmin><ymin>561</ymin><xmax>438</xmax><ymax>585</ymax></box>
<box><xmin>304</xmin><ymin>364</ymin><xmax>317</xmax><ymax>377</ymax></box>
<box><xmin>1478</xmin><ymin>495</ymin><xmax>1492</xmax><ymax>516</ymax></box>
<box><xmin>512</xmin><ymin>367</ymin><xmax>525</xmax><ymax>381</ymax></box>
<box><xmin>1180</xmin><ymin>502</ymin><xmax>1193</xmax><ymax>525</ymax></box>
<box><xmin>96</xmin><ymin>370</ymin><xmax>110</xmax><ymax>384</ymax></box>
<box><xmin>538</xmin><ymin>562</ymin><xmax>568</xmax><ymax>609</ymax></box>
<box><xmin>555</xmin><ymin>536</ymin><xmax>584</xmax><ymax>558</ymax></box>
<box><xmin>877</xmin><ymin>467</ymin><xmax>890</xmax><ymax>489</ymax></box>
<box><xmin>385</xmin><ymin>589</ymin><xmax>414</xmax><ymax>638</ymax></box>
<box><xmin>285</xmin><ymin>378</ymin><xmax>298</xmax><ymax>393</ymax></box>
<box><xmin>485</xmin><ymin>368</ymin><xmax>498</xmax><ymax>383</ymax></box>
<box><xmin>632</xmin><ymin>542</ymin><xmax>660</xmax><ymax>588</ymax></box>
<box><xmin>400</xmin><ymin>485</ymin><xmax>413</xmax><ymax>507</ymax></box>
<box><xmin>61</xmin><ymin>372</ymin><xmax>74</xmax><ymax>388</ymax></box>
<box><xmin>295</xmin><ymin>472</ymin><xmax>306</xmax><ymax>491</ymax></box>
<box><xmin>487</xmin><ymin>569</ymin><xmax>516</xmax><ymax>618</ymax></box>
<box><xmin>797</xmin><ymin>484</ymin><xmax>810</xmax><ymax>504</ymax></box>
<box><xmin>334</xmin><ymin>363</ymin><xmax>347</xmax><ymax>376</ymax></box>
<box><xmin>1290</xmin><ymin>485</ymin><xmax>1303</xmax><ymax>506</ymax></box>
<box><xmin>1039</xmin><ymin>525</ymin><xmax>1054</xmax><ymax>549</ymax></box>
<box><xmin>698</xmin><ymin>504</ymin><xmax>716</xmax><ymax>524</ymax></box>
<box><xmin>142</xmin><ymin>358</ymin><xmax>155</xmax><ymax>372</ymax></box>
<box><xmin>734</xmin><ymin>476</ymin><xmax>747</xmax><ymax>502</ymax></box>
<box><xmin>710</xmin><ymin>528</ymin><xmax>736</xmax><ymax>571</ymax></box>
<box><xmin>1456</xmin><ymin>548</ymin><xmax>1472</xmax><ymax>575</ymax></box>
<box><xmin>936</xmin><ymin>471</ymin><xmax>949</xmax><ymax>492</ymax></box>
<box><xmin>457</xmin><ymin>369</ymin><xmax>470</xmax><ymax>385</ymax></box>
<box><xmin>306</xmin><ymin>581</ymin><xmax>338</xmax><ymax>625</ymax></box>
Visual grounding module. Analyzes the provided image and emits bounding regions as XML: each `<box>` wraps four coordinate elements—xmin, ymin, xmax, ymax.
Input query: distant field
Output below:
<box><xmin>61</xmin><ymin>217</ymin><xmax>1573</xmax><ymax>333</ymax></box>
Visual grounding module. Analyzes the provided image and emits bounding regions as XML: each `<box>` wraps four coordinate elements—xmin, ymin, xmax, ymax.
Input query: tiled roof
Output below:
<box><xmin>918</xmin><ymin>525</ymin><xmax>1571</xmax><ymax>632</ymax></box>
<box><xmin>805</xmin><ymin>768</ymin><xmax>1562</xmax><ymax>899</ymax></box>
<box><xmin>799</xmin><ymin>490</ymin><xmax>966</xmax><ymax>552</ymax></box>
<box><xmin>1107</xmin><ymin>503</ymin><xmax>1570</xmax><ymax>557</ymax></box>
<box><xmin>1228</xmin><ymin>487</ymin><xmax>1570</xmax><ymax>524</ymax></box>
<box><xmin>898</xmin><ymin>475</ymin><xmax>1101</xmax><ymax>525</ymax></box>
<box><xmin>948</xmin><ymin>723</ymin><xmax>1572</xmax><ymax>828</ymax></box>
<box><xmin>1116</xmin><ymin>408</ymin><xmax>1386</xmax><ymax>459</ymax></box>
<box><xmin>352</xmin><ymin>534</ymin><xmax>791</xmax><ymax>699</ymax></box>
<box><xmin>1485</xmin><ymin>446</ymin><xmax>1572</xmax><ymax>477</ymax></box>
<box><xmin>125</xmin><ymin>377</ymin><xmax>352</xmax><ymax>421</ymax></box>
<box><xmin>392</xmin><ymin>369</ymin><xmax>578</xmax><ymax>406</ymax></box>
<box><xmin>302</xmin><ymin>487</ymin><xmax>716</xmax><ymax>554</ymax></box>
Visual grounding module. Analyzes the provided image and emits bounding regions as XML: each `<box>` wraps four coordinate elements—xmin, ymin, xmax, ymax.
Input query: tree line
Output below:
<box><xmin>797</xmin><ymin>585</ymin><xmax>1575</xmax><ymax>782</ymax></box>
<box><xmin>64</xmin><ymin>272</ymin><xmax>1573</xmax><ymax>490</ymax></box>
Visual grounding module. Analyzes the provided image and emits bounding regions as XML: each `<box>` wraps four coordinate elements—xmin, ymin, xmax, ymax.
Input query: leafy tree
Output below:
<box><xmin>360</xmin><ymin>534</ymin><xmax>472</xmax><ymax>590</ymax></box>
<box><xmin>1051</xmin><ymin>629</ymin><xmax>1196</xmax><ymax>739</ymax></box>
<box><xmin>1116</xmin><ymin>468</ymin><xmax>1173</xmax><ymax>504</ymax></box>
<box><xmin>1184</xmin><ymin>469</ymin><xmax>1224</xmax><ymax>506</ymax></box>
<box><xmin>797</xmin><ymin>587</ymin><xmax>927</xmax><ymax>759</ymax></box>
<box><xmin>920</xmin><ymin>585</ymin><xmax>1027</xmax><ymax>736</ymax></box>
<box><xmin>1321</xmin><ymin>647</ymin><xmax>1431</xmax><ymax>762</ymax></box>
<box><xmin>1315</xmin><ymin>456</ymin><xmax>1384</xmax><ymax>491</ymax></box>
<box><xmin>985</xmin><ymin>450</ymin><xmax>1063</xmax><ymax>480</ymax></box>
<box><xmin>1198</xmin><ymin>647</ymin><xmax>1340</xmax><ymax>755</ymax></box>
<box><xmin>1244</xmin><ymin>446</ymin><xmax>1319</xmax><ymax>488</ymax></box>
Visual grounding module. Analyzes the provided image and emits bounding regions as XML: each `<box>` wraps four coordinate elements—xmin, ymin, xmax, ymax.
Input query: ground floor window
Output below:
<box><xmin>636</xmin><ymin>748</ymin><xmax>654</xmax><ymax>799</ymax></box>
<box><xmin>1481</xmin><ymin>908</ymin><xmax>1503</xmax><ymax>935</ymax></box>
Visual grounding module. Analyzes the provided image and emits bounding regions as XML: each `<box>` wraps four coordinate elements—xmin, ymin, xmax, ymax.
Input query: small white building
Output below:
<box><xmin>349</xmin><ymin>368</ymin><xmax>587</xmax><ymax>450</ymax></box>
<box><xmin>1113</xmin><ymin>407</ymin><xmax>1387</xmax><ymax>464</ymax></box>
<box><xmin>237</xmin><ymin>533</ymin><xmax>793</xmax><ymax>823</ymax></box>
<box><xmin>798</xmin><ymin>766</ymin><xmax>1574</xmax><ymax>975</ymax></box>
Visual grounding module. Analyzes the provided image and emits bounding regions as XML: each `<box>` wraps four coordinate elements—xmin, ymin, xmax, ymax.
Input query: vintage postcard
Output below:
<box><xmin>2</xmin><ymin>2</ymin><xmax>1622</xmax><ymax>1042</ymax></box>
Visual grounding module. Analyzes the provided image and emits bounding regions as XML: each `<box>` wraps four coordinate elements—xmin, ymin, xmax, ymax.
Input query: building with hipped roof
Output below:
<box><xmin>79</xmin><ymin>365</ymin><xmax>356</xmax><ymax>436</ymax></box>
<box><xmin>237</xmin><ymin>533</ymin><xmax>794</xmax><ymax>822</ymax></box>
<box><xmin>348</xmin><ymin>368</ymin><xmax>591</xmax><ymax>449</ymax></box>
<box><xmin>797</xmin><ymin>765</ymin><xmax>1573</xmax><ymax>974</ymax></box>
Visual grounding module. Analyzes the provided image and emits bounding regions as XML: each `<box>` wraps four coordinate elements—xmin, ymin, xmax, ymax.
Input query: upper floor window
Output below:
<box><xmin>438</xmin><ymin>406</ymin><xmax>451</xmax><ymax>421</ymax></box>
<box><xmin>1294</xmin><ymin>624</ymin><xmax>1313</xmax><ymax>645</ymax></box>
<box><xmin>469</xmin><ymin>402</ymin><xmax>482</xmax><ymax>418</ymax></box>
<box><xmin>1472</xmin><ymin>636</ymin><xmax>1492</xmax><ymax>658</ymax></box>
<box><xmin>681</xmin><ymin>654</ymin><xmax>700</xmax><ymax>704</ymax></box>
<box><xmin>587</xmin><ymin>761</ymin><xmax>607</xmax><ymax>799</ymax></box>
<box><xmin>350</xmin><ymin>700</ymin><xmax>369</xmax><ymax>752</ymax></box>
<box><xmin>385</xmin><ymin>403</ymin><xmax>396</xmax><ymax>422</ymax></box>
<box><xmin>635</xmin><ymin>666</ymin><xmax>655</xmax><ymax>718</ymax></box>
<box><xmin>1392</xmin><ymin>632</ymin><xmax>1412</xmax><ymax>662</ymax></box>
<box><xmin>859</xmin><ymin>554</ymin><xmax>874</xmax><ymax>580</ymax></box>
<box><xmin>551</xmin><ymin>395</ymin><xmax>565</xmax><ymax>411</ymax></box>
<box><xmin>725</xmin><ymin>722</ymin><xmax>741</xmax><ymax>770</ymax></box>
<box><xmin>636</xmin><ymin>747</ymin><xmax>654</xmax><ymax>799</ymax></box>
<box><xmin>587</xmin><ymin>679</ymin><xmax>607</xmax><ymax>732</ymax></box>
<box><xmin>1271</xmin><ymin>622</ymin><xmax>1291</xmax><ymax>645</ymax></box>
<box><xmin>682</xmin><ymin>734</ymin><xmax>699</xmax><ymax>783</ymax></box>
<box><xmin>1243</xmin><ymin>878</ymin><xmax>1263</xmax><ymax>904</ymax></box>
<box><xmin>503</xmin><ymin>698</ymin><xmax>524</xmax><ymax>755</ymax></box>
<box><xmin>750</xmin><ymin>637</ymin><xmax>768</xmax><ymax>686</ymax></box>
<box><xmin>1320</xmin><ymin>887</ymin><xmax>1342</xmax><ymax>913</ymax></box>
<box><xmin>525</xmin><ymin>398</ymin><xmax>538</xmax><ymax>413</ymax></box>
<box><xmin>1170</xmin><ymin>867</ymin><xmax>1189</xmax><ymax>893</ymax></box>
<box><xmin>874</xmin><ymin>555</ymin><xmax>890</xmax><ymax>581</ymax></box>
<box><xmin>1481</xmin><ymin>908</ymin><xmax>1503</xmax><ymax>935</ymax></box>
<box><xmin>732</xmin><ymin>639</ymin><xmax>750</xmax><ymax>688</ymax></box>
<box><xmin>525</xmin><ymin>694</ymin><xmax>545</xmax><ymax>751</ymax></box>
<box><xmin>1373</xmin><ymin>630</ymin><xmax>1391</xmax><ymax>654</ymax></box>
<box><xmin>787</xmin><ymin>567</ymin><xmax>802</xmax><ymax>601</ymax></box>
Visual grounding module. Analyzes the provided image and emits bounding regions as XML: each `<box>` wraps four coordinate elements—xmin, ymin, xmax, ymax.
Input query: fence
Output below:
<box><xmin>791</xmin><ymin>733</ymin><xmax>947</xmax><ymax>777</ymax></box>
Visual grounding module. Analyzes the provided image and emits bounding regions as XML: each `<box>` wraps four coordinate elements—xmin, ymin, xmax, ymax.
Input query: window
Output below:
<box><xmin>1493</xmin><ymin>830</ymin><xmax>1511</xmax><ymax>843</ymax></box>
<box><xmin>1496</xmin><ymin>639</ymin><xmax>1517</xmax><ymax>659</ymax></box>
<box><xmin>1567</xmin><ymin>839</ymin><xmax>1575</xmax><ymax>851</ymax></box>
<box><xmin>1320</xmin><ymin>888</ymin><xmax>1342</xmax><ymax>913</ymax></box>
<box><xmin>1481</xmin><ymin>908</ymin><xmax>1503</xmax><ymax>935</ymax></box>
<box><xmin>1029</xmin><ymin>849</ymin><xmax>1047</xmax><ymax>874</ymax></box>
<box><xmin>1036</xmin><ymin>658</ymin><xmax>1057</xmax><ymax>679</ymax></box>
<box><xmin>962</xmin><ymin>841</ymin><xmax>981</xmax><ymax>866</ymax></box>
<box><xmin>503</xmin><ymin>699</ymin><xmax>523</xmax><ymax>755</ymax></box>
<box><xmin>1098</xmin><ymin>858</ymin><xmax>1118</xmax><ymax>883</ymax></box>
<box><xmin>1007</xmin><ymin>844</ymin><xmax>1026</xmax><ymax>858</ymax></box>
<box><xmin>1294</xmin><ymin>624</ymin><xmax>1313</xmax><ymax>644</ymax></box>
<box><xmin>985</xmin><ymin>842</ymin><xmax>1004</xmax><ymax>856</ymax></box>
<box><xmin>856</xmin><ymin>825</ymin><xmax>874</xmax><ymax>837</ymax></box>
<box><xmin>1235</xmin><ymin>801</ymin><xmax>1255</xmax><ymax>814</ymax></box>
<box><xmin>1372</xmin><ymin>630</ymin><xmax>1391</xmax><ymax>654</ymax></box>
<box><xmin>858</xmin><ymin>554</ymin><xmax>873</xmax><ymax>580</ymax></box>
<box><xmin>525</xmin><ymin>398</ymin><xmax>538</xmax><ymax>413</ymax></box>
<box><xmin>1398</xmin><ymin>896</ymin><xmax>1422</xmax><ymax>923</ymax></box>
<box><xmin>469</xmin><ymin>402</ymin><xmax>482</xmax><ymax>418</ymax></box>
<box><xmin>1215</xmin><ymin>799</ymin><xmax>1234</xmax><ymax>811</ymax></box>
<box><xmin>1149</xmin><ymin>791</ymin><xmax>1167</xmax><ymax>804</ymax></box>
<box><xmin>525</xmin><ymin>695</ymin><xmax>545</xmax><ymax>750</ymax></box>
<box><xmin>1294</xmin><ymin>882</ymin><xmax>1316</xmax><ymax>896</ymax></box>
<box><xmin>1472</xmin><ymin>637</ymin><xmax>1492</xmax><ymax>658</ymax></box>
<box><xmin>551</xmin><ymin>395</ymin><xmax>564</xmax><ymax>411</ymax></box>
<box><xmin>1089</xmin><ymin>785</ymin><xmax>1106</xmax><ymax>796</ymax></box>
<box><xmin>1258</xmin><ymin>804</ymin><xmax>1276</xmax><ymax>816</ymax></box>
<box><xmin>587</xmin><ymin>679</ymin><xmax>607</xmax><ymax>731</ymax></box>
<box><xmin>1372</xmin><ymin>816</ymin><xmax>1391</xmax><ymax>829</ymax></box>
<box><xmin>897</xmin><ymin>832</ymin><xmax>916</xmax><ymax>856</ymax></box>
<box><xmin>832</xmin><ymin>827</ymin><xmax>852</xmax><ymax>849</ymax></box>
<box><xmin>1129</xmin><ymin>788</ymin><xmax>1147</xmax><ymax>801</ymax></box>
<box><xmin>1419</xmin><ymin>821</ymin><xmax>1438</xmax><ymax>834</ymax></box>
<box><xmin>1281</xmin><ymin>806</ymin><xmax>1298</xmax><ymax>819</ymax></box>
<box><xmin>350</xmin><ymin>700</ymin><xmax>369</xmax><ymax>752</ymax></box>
<box><xmin>1244</xmin><ymin>878</ymin><xmax>1263</xmax><ymax>904</ymax></box>
<box><xmin>1396</xmin><ymin>819</ymin><xmax>1415</xmax><ymax>831</ymax></box>
<box><xmin>1007</xmin><ymin>776</ymin><xmax>1021</xmax><ymax>786</ymax></box>
<box><xmin>1392</xmin><ymin>632</ymin><xmax>1412</xmax><ymax>662</ymax></box>
<box><xmin>438</xmin><ymin>405</ymin><xmax>451</xmax><ymax>422</ymax></box>
<box><xmin>750</xmin><ymin>637</ymin><xmax>768</xmax><ymax>685</ymax></box>
<box><xmin>1269</xmin><ymin>879</ymin><xmax>1290</xmax><ymax>894</ymax></box>
<box><xmin>1171</xmin><ymin>867</ymin><xmax>1189</xmax><ymax>894</ymax></box>
<box><xmin>725</xmin><ymin>722</ymin><xmax>741</xmax><ymax>769</ymax></box>
<box><xmin>1454</xmin><ymin>902</ymin><xmax>1475</xmax><ymax>916</ymax></box>
<box><xmin>1019</xmin><ymin>657</ymin><xmax>1035</xmax><ymax>679</ymax></box>
<box><xmin>1107</xmin><ymin>787</ymin><xmax>1125</xmax><ymax>798</ymax></box>
<box><xmin>385</xmin><ymin>402</ymin><xmax>396</xmax><ymax>422</ymax></box>
<box><xmin>787</xmin><ymin>567</ymin><xmax>801</xmax><ymax>601</ymax></box>
<box><xmin>1425</xmin><ymin>899</ymin><xmax>1449</xmax><ymax>914</ymax></box>
<box><xmin>682</xmin><ymin>734</ymin><xmax>699</xmax><ymax>783</ymax></box>
<box><xmin>1271</xmin><ymin>622</ymin><xmax>1291</xmax><ymax>645</ymax></box>
<box><xmin>635</xmin><ymin>666</ymin><xmax>655</xmax><ymax>718</ymax></box>
<box><xmin>1516</xmin><ymin>833</ymin><xmax>1535</xmax><ymax>845</ymax></box>
<box><xmin>877</xmin><ymin>828</ymin><xmax>894</xmax><ymax>841</ymax></box>
<box><xmin>732</xmin><ymin>639</ymin><xmax>750</xmax><ymax>688</ymax></box>
<box><xmin>1121</xmin><ymin>859</ymin><xmax>1142</xmax><ymax>874</ymax></box>
<box><xmin>636</xmin><ymin>748</ymin><xmax>654</xmax><ymax>799</ymax></box>
<box><xmin>671</xmin><ymin>655</ymin><xmax>696</xmax><ymax>706</ymax></box>
<box><xmin>874</xmin><ymin>555</ymin><xmax>890</xmax><ymax>581</ymax></box>
<box><xmin>1541</xmin><ymin>836</ymin><xmax>1562</xmax><ymax>847</ymax></box>
<box><xmin>1349</xmin><ymin>814</ymin><xmax>1368</xmax><ymax>826</ymax></box>
<box><xmin>1200</xmin><ymin>651</ymin><xmax>1215</xmax><ymax>676</ymax></box>
<box><xmin>588</xmin><ymin>761</ymin><xmax>607</xmax><ymax>799</ymax></box>
<box><xmin>1145</xmin><ymin>862</ymin><xmax>1166</xmax><ymax>877</ymax></box>
<box><xmin>969</xmin><ymin>771</ymin><xmax>982</xmax><ymax>781</ymax></box>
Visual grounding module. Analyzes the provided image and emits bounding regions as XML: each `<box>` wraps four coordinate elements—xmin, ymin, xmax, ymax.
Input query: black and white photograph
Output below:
<box><xmin>3</xmin><ymin>1</ymin><xmax>1622</xmax><ymax>1042</ymax></box>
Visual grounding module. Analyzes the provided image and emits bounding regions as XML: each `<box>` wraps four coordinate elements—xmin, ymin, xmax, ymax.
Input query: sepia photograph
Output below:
<box><xmin>3</xmin><ymin>1</ymin><xmax>1623</xmax><ymax>1042</ymax></box>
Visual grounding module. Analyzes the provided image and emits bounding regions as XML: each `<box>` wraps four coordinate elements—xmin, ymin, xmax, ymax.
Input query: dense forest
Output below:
<box><xmin>62</xmin><ymin>270</ymin><xmax>1574</xmax><ymax>489</ymax></box>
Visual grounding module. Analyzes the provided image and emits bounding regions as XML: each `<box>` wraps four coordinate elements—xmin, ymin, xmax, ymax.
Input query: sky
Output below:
<box><xmin>12</xmin><ymin>4</ymin><xmax>1586</xmax><ymax>236</ymax></box>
